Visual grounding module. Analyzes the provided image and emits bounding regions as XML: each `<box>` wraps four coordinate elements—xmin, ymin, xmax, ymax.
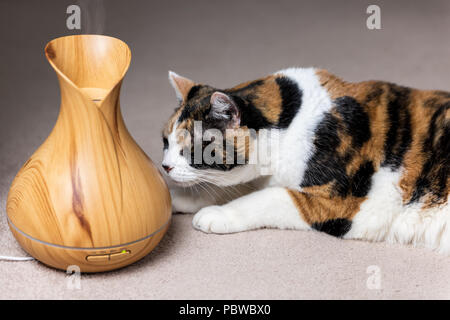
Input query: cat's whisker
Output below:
<box><xmin>197</xmin><ymin>181</ymin><xmax>219</xmax><ymax>202</ymax></box>
<box><xmin>197</xmin><ymin>178</ymin><xmax>234</xmax><ymax>202</ymax></box>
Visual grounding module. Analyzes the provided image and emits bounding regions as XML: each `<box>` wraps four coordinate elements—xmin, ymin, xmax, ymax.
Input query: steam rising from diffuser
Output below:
<box><xmin>77</xmin><ymin>0</ymin><xmax>106</xmax><ymax>34</ymax></box>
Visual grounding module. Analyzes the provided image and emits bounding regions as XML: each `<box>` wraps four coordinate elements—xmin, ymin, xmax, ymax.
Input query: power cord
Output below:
<box><xmin>1</xmin><ymin>214</ymin><xmax>34</xmax><ymax>261</ymax></box>
<box><xmin>0</xmin><ymin>255</ymin><xmax>34</xmax><ymax>261</ymax></box>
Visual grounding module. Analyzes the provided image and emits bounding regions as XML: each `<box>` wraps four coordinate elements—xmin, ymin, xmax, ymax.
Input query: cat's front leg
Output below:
<box><xmin>193</xmin><ymin>187</ymin><xmax>310</xmax><ymax>233</ymax></box>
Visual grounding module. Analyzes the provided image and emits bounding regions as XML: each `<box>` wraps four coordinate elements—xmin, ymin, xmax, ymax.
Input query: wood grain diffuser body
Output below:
<box><xmin>6</xmin><ymin>35</ymin><xmax>171</xmax><ymax>272</ymax></box>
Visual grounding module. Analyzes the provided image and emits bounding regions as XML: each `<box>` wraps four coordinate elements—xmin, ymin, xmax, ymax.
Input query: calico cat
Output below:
<box><xmin>162</xmin><ymin>68</ymin><xmax>449</xmax><ymax>254</ymax></box>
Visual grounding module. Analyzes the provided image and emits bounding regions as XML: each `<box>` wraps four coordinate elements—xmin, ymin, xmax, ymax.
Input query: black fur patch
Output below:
<box><xmin>300</xmin><ymin>113</ymin><xmax>344</xmax><ymax>187</ymax></box>
<box><xmin>276</xmin><ymin>77</ymin><xmax>302</xmax><ymax>128</ymax></box>
<box><xmin>409</xmin><ymin>105</ymin><xmax>449</xmax><ymax>204</ymax></box>
<box><xmin>350</xmin><ymin>161</ymin><xmax>375</xmax><ymax>197</ymax></box>
<box><xmin>186</xmin><ymin>85</ymin><xmax>202</xmax><ymax>100</ymax></box>
<box><xmin>382</xmin><ymin>84</ymin><xmax>412</xmax><ymax>169</ymax></box>
<box><xmin>311</xmin><ymin>218</ymin><xmax>352</xmax><ymax>237</ymax></box>
<box><xmin>178</xmin><ymin>104</ymin><xmax>197</xmax><ymax>122</ymax></box>
<box><xmin>232</xmin><ymin>95</ymin><xmax>272</xmax><ymax>130</ymax></box>
<box><xmin>301</xmin><ymin>100</ymin><xmax>374</xmax><ymax>198</ymax></box>
<box><xmin>334</xmin><ymin>160</ymin><xmax>374</xmax><ymax>198</ymax></box>
<box><xmin>178</xmin><ymin>87</ymin><xmax>215</xmax><ymax>123</ymax></box>
<box><xmin>335</xmin><ymin>96</ymin><xmax>371</xmax><ymax>148</ymax></box>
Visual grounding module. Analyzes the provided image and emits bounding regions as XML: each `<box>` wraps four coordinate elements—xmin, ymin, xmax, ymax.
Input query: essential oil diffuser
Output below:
<box><xmin>6</xmin><ymin>35</ymin><xmax>171</xmax><ymax>272</ymax></box>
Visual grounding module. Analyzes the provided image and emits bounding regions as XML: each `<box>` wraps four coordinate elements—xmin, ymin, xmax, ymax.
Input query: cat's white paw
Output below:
<box><xmin>193</xmin><ymin>206</ymin><xmax>246</xmax><ymax>234</ymax></box>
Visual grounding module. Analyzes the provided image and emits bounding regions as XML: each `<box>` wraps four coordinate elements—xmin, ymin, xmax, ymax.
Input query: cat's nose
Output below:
<box><xmin>162</xmin><ymin>164</ymin><xmax>173</xmax><ymax>173</ymax></box>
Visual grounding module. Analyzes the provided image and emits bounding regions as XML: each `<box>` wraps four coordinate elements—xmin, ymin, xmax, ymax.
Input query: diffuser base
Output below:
<box><xmin>8</xmin><ymin>220</ymin><xmax>170</xmax><ymax>273</ymax></box>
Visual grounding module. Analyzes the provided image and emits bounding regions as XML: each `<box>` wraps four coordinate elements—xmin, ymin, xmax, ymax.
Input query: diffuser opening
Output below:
<box><xmin>45</xmin><ymin>35</ymin><xmax>131</xmax><ymax>101</ymax></box>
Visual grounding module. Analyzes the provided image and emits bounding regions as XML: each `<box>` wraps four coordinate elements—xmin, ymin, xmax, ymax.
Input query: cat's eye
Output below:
<box><xmin>163</xmin><ymin>137</ymin><xmax>169</xmax><ymax>149</ymax></box>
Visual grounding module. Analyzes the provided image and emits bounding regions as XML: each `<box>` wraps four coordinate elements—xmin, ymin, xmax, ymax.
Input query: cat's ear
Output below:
<box><xmin>209</xmin><ymin>92</ymin><xmax>240</xmax><ymax>128</ymax></box>
<box><xmin>168</xmin><ymin>71</ymin><xmax>195</xmax><ymax>103</ymax></box>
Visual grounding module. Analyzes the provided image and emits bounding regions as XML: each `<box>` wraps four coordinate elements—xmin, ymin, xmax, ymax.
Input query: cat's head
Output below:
<box><xmin>161</xmin><ymin>71</ymin><xmax>260</xmax><ymax>187</ymax></box>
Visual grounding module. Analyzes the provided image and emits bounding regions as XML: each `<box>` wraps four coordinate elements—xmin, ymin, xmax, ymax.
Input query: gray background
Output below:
<box><xmin>0</xmin><ymin>0</ymin><xmax>449</xmax><ymax>299</ymax></box>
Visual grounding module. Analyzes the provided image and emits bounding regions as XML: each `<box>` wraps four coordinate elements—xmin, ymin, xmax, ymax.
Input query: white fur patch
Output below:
<box><xmin>272</xmin><ymin>68</ymin><xmax>334</xmax><ymax>189</ymax></box>
<box><xmin>193</xmin><ymin>187</ymin><xmax>310</xmax><ymax>233</ymax></box>
<box><xmin>345</xmin><ymin>167</ymin><xmax>450</xmax><ymax>254</ymax></box>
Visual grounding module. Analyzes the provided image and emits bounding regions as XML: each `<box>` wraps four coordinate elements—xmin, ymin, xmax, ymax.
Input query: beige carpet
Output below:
<box><xmin>1</xmin><ymin>213</ymin><xmax>450</xmax><ymax>299</ymax></box>
<box><xmin>1</xmin><ymin>0</ymin><xmax>449</xmax><ymax>299</ymax></box>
